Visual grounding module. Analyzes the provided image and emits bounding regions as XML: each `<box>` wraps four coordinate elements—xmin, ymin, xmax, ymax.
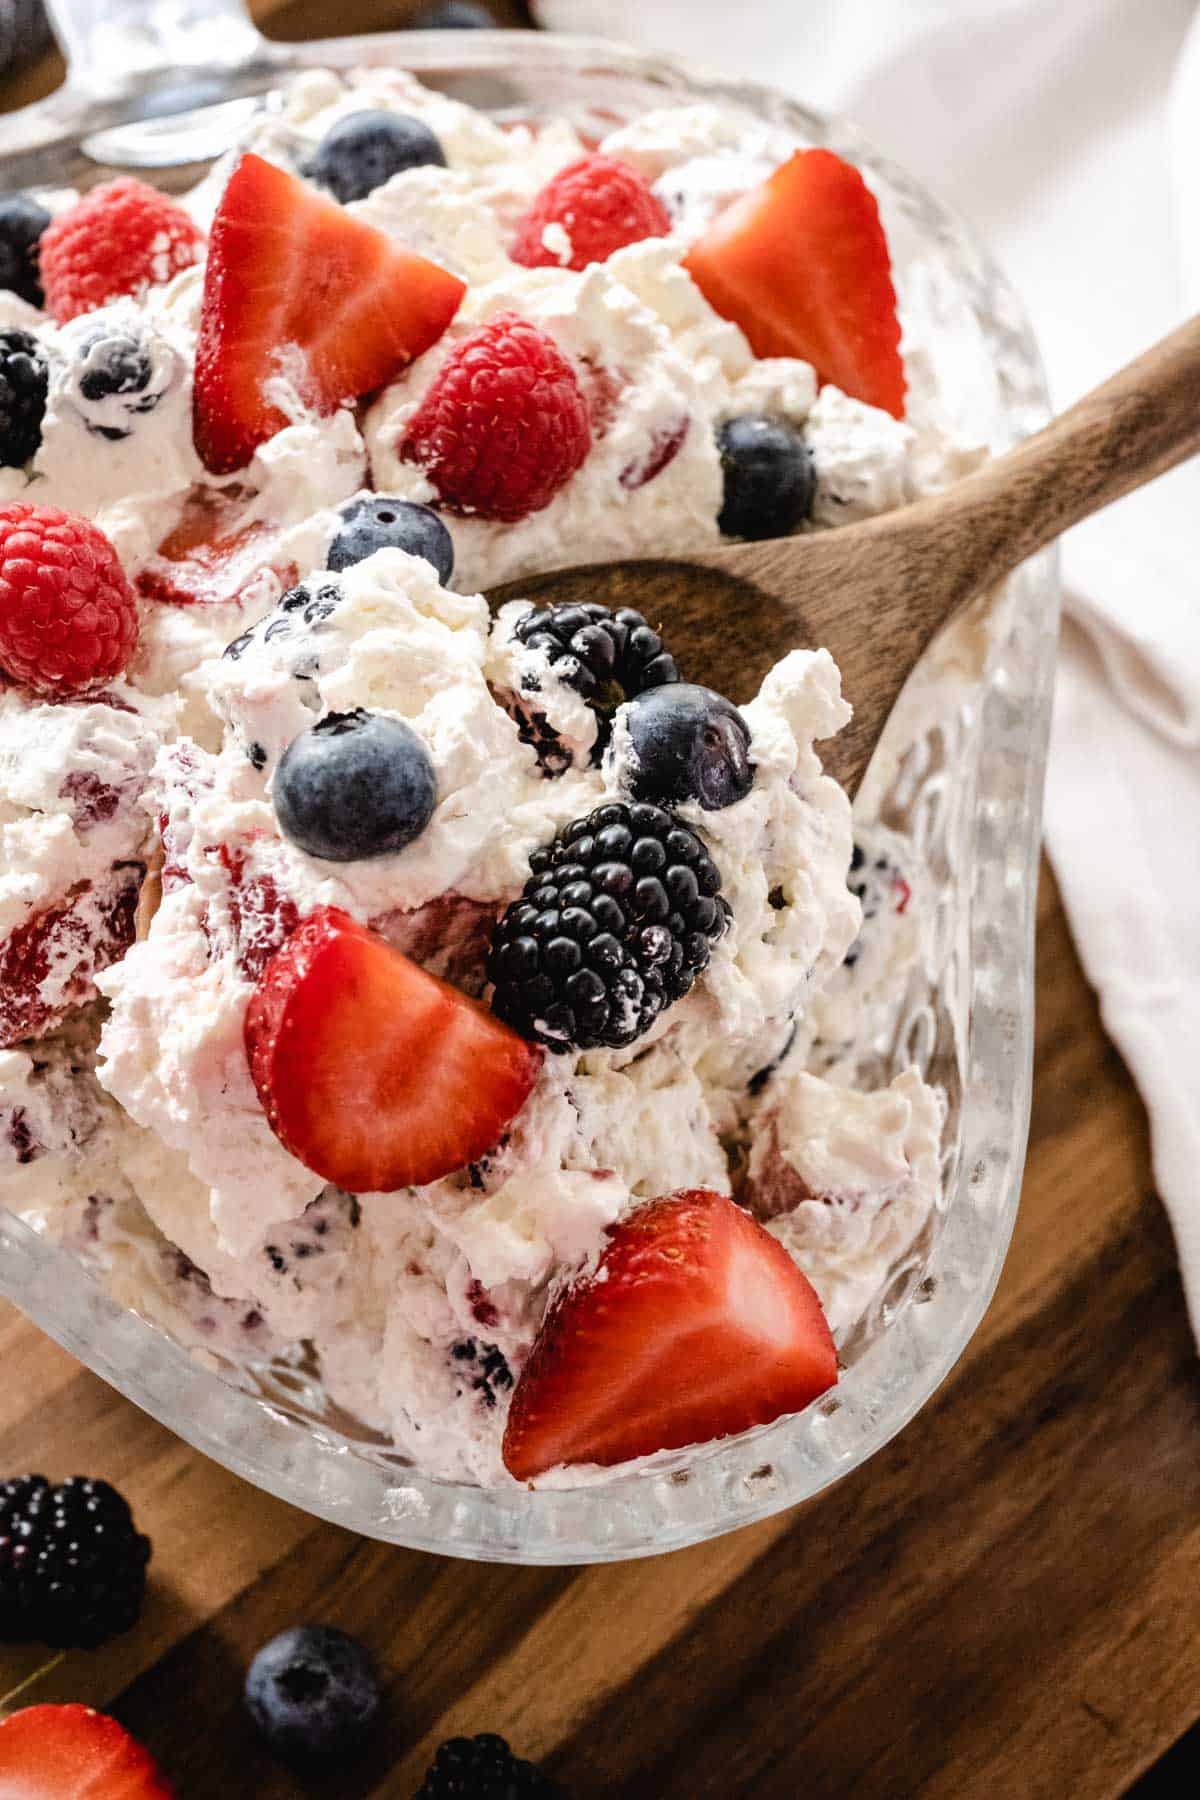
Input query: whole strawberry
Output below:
<box><xmin>511</xmin><ymin>153</ymin><xmax>672</xmax><ymax>272</ymax></box>
<box><xmin>39</xmin><ymin>176</ymin><xmax>204</xmax><ymax>323</ymax></box>
<box><xmin>0</xmin><ymin>502</ymin><xmax>139</xmax><ymax>698</ymax></box>
<box><xmin>401</xmin><ymin>311</ymin><xmax>591</xmax><ymax>521</ymax></box>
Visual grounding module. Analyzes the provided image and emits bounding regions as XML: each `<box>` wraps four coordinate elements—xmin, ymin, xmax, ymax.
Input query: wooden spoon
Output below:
<box><xmin>488</xmin><ymin>315</ymin><xmax>1200</xmax><ymax>797</ymax></box>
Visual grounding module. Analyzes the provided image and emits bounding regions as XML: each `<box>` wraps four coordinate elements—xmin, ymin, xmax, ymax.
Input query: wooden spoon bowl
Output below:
<box><xmin>490</xmin><ymin>315</ymin><xmax>1200</xmax><ymax>797</ymax></box>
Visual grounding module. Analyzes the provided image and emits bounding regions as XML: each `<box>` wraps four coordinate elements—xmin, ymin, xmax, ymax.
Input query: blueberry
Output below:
<box><xmin>223</xmin><ymin>628</ymin><xmax>256</xmax><ymax>662</ymax></box>
<box><xmin>0</xmin><ymin>329</ymin><xmax>47</xmax><ymax>468</ymax></box>
<box><xmin>77</xmin><ymin>334</ymin><xmax>153</xmax><ymax>404</ymax></box>
<box><xmin>620</xmin><ymin>682</ymin><xmax>754</xmax><ymax>812</ymax></box>
<box><xmin>717</xmin><ymin>413</ymin><xmax>815</xmax><ymax>541</ymax></box>
<box><xmin>327</xmin><ymin>494</ymin><xmax>454</xmax><ymax>584</ymax></box>
<box><xmin>0</xmin><ymin>193</ymin><xmax>51</xmax><ymax>309</ymax></box>
<box><xmin>274</xmin><ymin>708</ymin><xmax>438</xmax><ymax>862</ymax></box>
<box><xmin>244</xmin><ymin>1624</ymin><xmax>380</xmax><ymax>1765</ymax></box>
<box><xmin>66</xmin><ymin>317</ymin><xmax>178</xmax><ymax>442</ymax></box>
<box><xmin>307</xmin><ymin>110</ymin><xmax>447</xmax><ymax>206</ymax></box>
<box><xmin>411</xmin><ymin>1</ymin><xmax>497</xmax><ymax>24</ymax></box>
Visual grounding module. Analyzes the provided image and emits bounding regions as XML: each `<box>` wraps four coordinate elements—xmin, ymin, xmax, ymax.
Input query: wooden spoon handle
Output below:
<box><xmin>888</xmin><ymin>311</ymin><xmax>1200</xmax><ymax>605</ymax></box>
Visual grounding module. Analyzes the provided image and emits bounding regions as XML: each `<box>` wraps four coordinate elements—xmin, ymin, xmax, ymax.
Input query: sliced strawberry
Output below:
<box><xmin>683</xmin><ymin>148</ymin><xmax>906</xmax><ymax>418</ymax></box>
<box><xmin>155</xmin><ymin>740</ymin><xmax>211</xmax><ymax>893</ymax></box>
<box><xmin>193</xmin><ymin>153</ymin><xmax>466</xmax><ymax>475</ymax></box>
<box><xmin>0</xmin><ymin>1704</ymin><xmax>175</xmax><ymax>1798</ymax></box>
<box><xmin>618</xmin><ymin>415</ymin><xmax>690</xmax><ymax>489</ymax></box>
<box><xmin>0</xmin><ymin>869</ymin><xmax>143</xmax><ymax>1049</ymax></box>
<box><xmin>210</xmin><ymin>845</ymin><xmax>302</xmax><ymax>982</ymax></box>
<box><xmin>502</xmin><ymin>1188</ymin><xmax>837</xmax><ymax>1480</ymax></box>
<box><xmin>244</xmin><ymin>906</ymin><xmax>542</xmax><ymax>1193</ymax></box>
<box><xmin>135</xmin><ymin>487</ymin><xmax>296</xmax><ymax>608</ymax></box>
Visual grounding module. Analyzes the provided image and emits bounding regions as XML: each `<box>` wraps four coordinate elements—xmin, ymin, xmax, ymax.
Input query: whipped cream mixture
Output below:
<box><xmin>0</xmin><ymin>67</ymin><xmax>981</xmax><ymax>1488</ymax></box>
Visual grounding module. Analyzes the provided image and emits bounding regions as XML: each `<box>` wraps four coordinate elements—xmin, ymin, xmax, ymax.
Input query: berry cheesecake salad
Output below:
<box><xmin>0</xmin><ymin>66</ymin><xmax>980</xmax><ymax>1489</ymax></box>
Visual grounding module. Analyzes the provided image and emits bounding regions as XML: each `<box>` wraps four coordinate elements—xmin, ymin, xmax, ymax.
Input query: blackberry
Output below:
<box><xmin>511</xmin><ymin>599</ymin><xmax>678</xmax><ymax>772</ymax></box>
<box><xmin>488</xmin><ymin>800</ymin><xmax>728</xmax><ymax>1052</ymax></box>
<box><xmin>0</xmin><ymin>191</ymin><xmax>51</xmax><ymax>308</ymax></box>
<box><xmin>415</xmin><ymin>1733</ymin><xmax>561</xmax><ymax>1800</ymax></box>
<box><xmin>0</xmin><ymin>328</ymin><xmax>47</xmax><ymax>468</ymax></box>
<box><xmin>0</xmin><ymin>1474</ymin><xmax>151</xmax><ymax>1648</ymax></box>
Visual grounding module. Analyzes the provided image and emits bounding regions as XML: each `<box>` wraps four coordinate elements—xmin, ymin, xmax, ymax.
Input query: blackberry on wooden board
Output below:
<box><xmin>0</xmin><ymin>1474</ymin><xmax>151</xmax><ymax>1649</ymax></box>
<box><xmin>415</xmin><ymin>1732</ymin><xmax>562</xmax><ymax>1799</ymax></box>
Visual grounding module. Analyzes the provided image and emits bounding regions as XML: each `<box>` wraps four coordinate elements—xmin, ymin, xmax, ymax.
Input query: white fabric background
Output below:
<box><xmin>538</xmin><ymin>0</ymin><xmax>1200</xmax><ymax>1333</ymax></box>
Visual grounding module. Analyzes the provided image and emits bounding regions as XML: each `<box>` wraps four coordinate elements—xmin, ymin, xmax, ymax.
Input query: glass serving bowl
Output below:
<box><xmin>0</xmin><ymin>2</ymin><xmax>1057</xmax><ymax>1563</ymax></box>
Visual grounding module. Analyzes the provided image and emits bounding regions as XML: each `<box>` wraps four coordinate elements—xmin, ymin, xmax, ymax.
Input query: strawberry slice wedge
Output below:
<box><xmin>245</xmin><ymin>906</ymin><xmax>542</xmax><ymax>1193</ymax></box>
<box><xmin>0</xmin><ymin>1704</ymin><xmax>175</xmax><ymax>1798</ymax></box>
<box><xmin>683</xmin><ymin>148</ymin><xmax>906</xmax><ymax>418</ymax></box>
<box><xmin>0</xmin><ymin>870</ymin><xmax>142</xmax><ymax>1050</ymax></box>
<box><xmin>193</xmin><ymin>153</ymin><xmax>466</xmax><ymax>474</ymax></box>
<box><xmin>135</xmin><ymin>492</ymin><xmax>298</xmax><ymax>608</ymax></box>
<box><xmin>502</xmin><ymin>1188</ymin><xmax>838</xmax><ymax>1480</ymax></box>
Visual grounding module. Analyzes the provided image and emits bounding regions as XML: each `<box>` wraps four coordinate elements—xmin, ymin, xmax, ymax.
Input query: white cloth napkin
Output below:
<box><xmin>539</xmin><ymin>0</ymin><xmax>1200</xmax><ymax>1335</ymax></box>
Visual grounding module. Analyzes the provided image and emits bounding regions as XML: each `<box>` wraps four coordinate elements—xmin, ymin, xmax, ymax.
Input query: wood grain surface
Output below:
<box><xmin>2</xmin><ymin>8</ymin><xmax>1194</xmax><ymax>1797</ymax></box>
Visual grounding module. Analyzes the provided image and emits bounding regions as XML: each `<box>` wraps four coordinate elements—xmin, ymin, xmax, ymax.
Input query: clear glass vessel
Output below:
<box><xmin>0</xmin><ymin>4</ymin><xmax>1057</xmax><ymax>1563</ymax></box>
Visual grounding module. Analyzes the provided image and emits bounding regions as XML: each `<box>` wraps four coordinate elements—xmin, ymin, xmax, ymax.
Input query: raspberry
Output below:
<box><xmin>0</xmin><ymin>502</ymin><xmax>139</xmax><ymax>698</ymax></box>
<box><xmin>511</xmin><ymin>153</ymin><xmax>672</xmax><ymax>272</ymax></box>
<box><xmin>401</xmin><ymin>312</ymin><xmax>591</xmax><ymax>521</ymax></box>
<box><xmin>39</xmin><ymin>177</ymin><xmax>204</xmax><ymax>324</ymax></box>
